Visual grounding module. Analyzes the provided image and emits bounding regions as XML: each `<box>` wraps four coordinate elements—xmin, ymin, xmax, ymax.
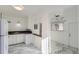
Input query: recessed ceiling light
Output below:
<box><xmin>12</xmin><ymin>5</ymin><xmax>24</xmax><ymax>11</ymax></box>
<box><xmin>16</xmin><ymin>21</ymin><xmax>21</xmax><ymax>27</ymax></box>
<box><xmin>16</xmin><ymin>23</ymin><xmax>21</xmax><ymax>27</ymax></box>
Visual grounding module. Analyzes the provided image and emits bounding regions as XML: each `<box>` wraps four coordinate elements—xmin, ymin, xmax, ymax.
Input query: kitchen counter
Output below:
<box><xmin>8</xmin><ymin>31</ymin><xmax>32</xmax><ymax>35</ymax></box>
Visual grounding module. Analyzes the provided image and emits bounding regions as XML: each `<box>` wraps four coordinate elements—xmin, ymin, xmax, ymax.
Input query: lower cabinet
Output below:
<box><xmin>8</xmin><ymin>34</ymin><xmax>25</xmax><ymax>45</ymax></box>
<box><xmin>25</xmin><ymin>34</ymin><xmax>33</xmax><ymax>45</ymax></box>
<box><xmin>8</xmin><ymin>34</ymin><xmax>41</xmax><ymax>50</ymax></box>
<box><xmin>33</xmin><ymin>35</ymin><xmax>42</xmax><ymax>50</ymax></box>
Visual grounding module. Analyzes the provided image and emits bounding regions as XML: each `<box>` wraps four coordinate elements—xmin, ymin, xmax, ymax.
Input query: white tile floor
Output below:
<box><xmin>8</xmin><ymin>41</ymin><xmax>79</xmax><ymax>54</ymax></box>
<box><xmin>51</xmin><ymin>40</ymin><xmax>79</xmax><ymax>54</ymax></box>
<box><xmin>8</xmin><ymin>43</ymin><xmax>41</xmax><ymax>54</ymax></box>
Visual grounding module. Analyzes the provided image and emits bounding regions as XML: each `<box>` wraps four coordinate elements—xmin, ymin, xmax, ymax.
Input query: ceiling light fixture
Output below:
<box><xmin>12</xmin><ymin>5</ymin><xmax>24</xmax><ymax>11</ymax></box>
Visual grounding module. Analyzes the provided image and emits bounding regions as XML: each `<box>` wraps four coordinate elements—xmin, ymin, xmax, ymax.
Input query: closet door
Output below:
<box><xmin>68</xmin><ymin>22</ymin><xmax>78</xmax><ymax>48</ymax></box>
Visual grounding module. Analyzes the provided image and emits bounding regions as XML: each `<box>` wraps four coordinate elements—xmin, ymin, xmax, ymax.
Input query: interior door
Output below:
<box><xmin>68</xmin><ymin>22</ymin><xmax>78</xmax><ymax>48</ymax></box>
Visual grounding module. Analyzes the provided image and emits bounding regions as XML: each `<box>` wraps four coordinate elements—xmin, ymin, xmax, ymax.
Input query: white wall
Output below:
<box><xmin>41</xmin><ymin>13</ymin><xmax>51</xmax><ymax>54</ymax></box>
<box><xmin>63</xmin><ymin>6</ymin><xmax>78</xmax><ymax>48</ymax></box>
<box><xmin>3</xmin><ymin>16</ymin><xmax>28</xmax><ymax>31</ymax></box>
<box><xmin>51</xmin><ymin>6</ymin><xmax>78</xmax><ymax>48</ymax></box>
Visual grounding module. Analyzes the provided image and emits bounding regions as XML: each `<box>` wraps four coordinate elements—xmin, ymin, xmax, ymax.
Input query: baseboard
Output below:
<box><xmin>9</xmin><ymin>42</ymin><xmax>25</xmax><ymax>46</ymax></box>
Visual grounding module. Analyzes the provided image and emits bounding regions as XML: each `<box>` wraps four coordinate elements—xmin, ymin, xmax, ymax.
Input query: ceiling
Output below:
<box><xmin>0</xmin><ymin>5</ymin><xmax>74</xmax><ymax>18</ymax></box>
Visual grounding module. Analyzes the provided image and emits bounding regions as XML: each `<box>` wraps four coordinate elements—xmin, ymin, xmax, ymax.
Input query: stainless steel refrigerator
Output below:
<box><xmin>0</xmin><ymin>19</ymin><xmax>8</xmax><ymax>54</ymax></box>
